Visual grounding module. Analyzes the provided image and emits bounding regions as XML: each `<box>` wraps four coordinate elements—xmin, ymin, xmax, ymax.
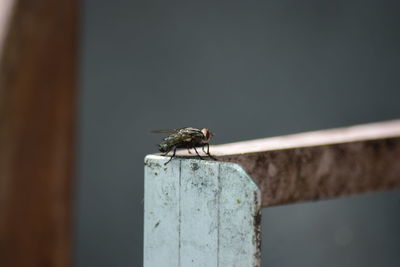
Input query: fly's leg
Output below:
<box><xmin>193</xmin><ymin>147</ymin><xmax>204</xmax><ymax>160</ymax></box>
<box><xmin>164</xmin><ymin>147</ymin><xmax>176</xmax><ymax>165</ymax></box>
<box><xmin>206</xmin><ymin>143</ymin><xmax>217</xmax><ymax>160</ymax></box>
<box><xmin>202</xmin><ymin>146</ymin><xmax>206</xmax><ymax>153</ymax></box>
<box><xmin>187</xmin><ymin>148</ymin><xmax>192</xmax><ymax>154</ymax></box>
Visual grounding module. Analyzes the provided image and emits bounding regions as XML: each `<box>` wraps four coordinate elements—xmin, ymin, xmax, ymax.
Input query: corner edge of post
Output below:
<box><xmin>219</xmin><ymin>161</ymin><xmax>261</xmax><ymax>193</ymax></box>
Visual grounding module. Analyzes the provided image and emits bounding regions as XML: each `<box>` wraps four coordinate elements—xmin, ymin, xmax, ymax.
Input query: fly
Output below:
<box><xmin>152</xmin><ymin>127</ymin><xmax>217</xmax><ymax>165</ymax></box>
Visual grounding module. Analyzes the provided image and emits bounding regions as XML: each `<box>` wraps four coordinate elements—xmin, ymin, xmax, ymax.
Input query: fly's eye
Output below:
<box><xmin>201</xmin><ymin>128</ymin><xmax>210</xmax><ymax>141</ymax></box>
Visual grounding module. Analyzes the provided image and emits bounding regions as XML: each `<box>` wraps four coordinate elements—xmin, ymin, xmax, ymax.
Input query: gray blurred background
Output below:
<box><xmin>77</xmin><ymin>0</ymin><xmax>400</xmax><ymax>266</ymax></box>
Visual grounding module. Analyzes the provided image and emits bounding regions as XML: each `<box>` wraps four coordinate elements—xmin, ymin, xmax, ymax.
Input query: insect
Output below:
<box><xmin>152</xmin><ymin>127</ymin><xmax>217</xmax><ymax>165</ymax></box>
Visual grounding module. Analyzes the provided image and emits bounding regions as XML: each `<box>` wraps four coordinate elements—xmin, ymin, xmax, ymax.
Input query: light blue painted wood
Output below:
<box><xmin>180</xmin><ymin>160</ymin><xmax>220</xmax><ymax>267</ymax></box>
<box><xmin>143</xmin><ymin>156</ymin><xmax>180</xmax><ymax>267</ymax></box>
<box><xmin>218</xmin><ymin>164</ymin><xmax>261</xmax><ymax>267</ymax></box>
<box><xmin>144</xmin><ymin>155</ymin><xmax>261</xmax><ymax>267</ymax></box>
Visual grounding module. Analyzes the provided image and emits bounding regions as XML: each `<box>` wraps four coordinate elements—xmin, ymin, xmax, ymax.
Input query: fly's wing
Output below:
<box><xmin>151</xmin><ymin>127</ymin><xmax>199</xmax><ymax>134</ymax></box>
<box><xmin>151</xmin><ymin>129</ymin><xmax>179</xmax><ymax>134</ymax></box>
<box><xmin>155</xmin><ymin>127</ymin><xmax>204</xmax><ymax>152</ymax></box>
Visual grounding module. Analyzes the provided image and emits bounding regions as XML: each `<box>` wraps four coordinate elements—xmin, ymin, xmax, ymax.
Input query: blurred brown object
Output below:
<box><xmin>0</xmin><ymin>1</ymin><xmax>77</xmax><ymax>267</ymax></box>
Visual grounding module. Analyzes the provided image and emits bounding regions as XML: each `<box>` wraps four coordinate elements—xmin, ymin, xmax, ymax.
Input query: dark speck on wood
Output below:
<box><xmin>191</xmin><ymin>162</ymin><xmax>199</xmax><ymax>171</ymax></box>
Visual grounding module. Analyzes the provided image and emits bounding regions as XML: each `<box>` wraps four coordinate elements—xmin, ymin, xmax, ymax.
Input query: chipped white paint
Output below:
<box><xmin>144</xmin><ymin>155</ymin><xmax>261</xmax><ymax>267</ymax></box>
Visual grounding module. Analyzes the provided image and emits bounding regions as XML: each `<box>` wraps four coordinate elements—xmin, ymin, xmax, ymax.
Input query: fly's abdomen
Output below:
<box><xmin>158</xmin><ymin>133</ymin><xmax>181</xmax><ymax>152</ymax></box>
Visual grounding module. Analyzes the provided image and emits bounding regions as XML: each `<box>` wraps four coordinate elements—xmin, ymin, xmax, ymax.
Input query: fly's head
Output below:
<box><xmin>201</xmin><ymin>128</ymin><xmax>213</xmax><ymax>143</ymax></box>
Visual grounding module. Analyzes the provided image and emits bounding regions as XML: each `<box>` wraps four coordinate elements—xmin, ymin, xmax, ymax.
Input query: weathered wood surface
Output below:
<box><xmin>0</xmin><ymin>1</ymin><xmax>77</xmax><ymax>267</ymax></box>
<box><xmin>144</xmin><ymin>156</ymin><xmax>261</xmax><ymax>267</ymax></box>
<box><xmin>175</xmin><ymin>120</ymin><xmax>400</xmax><ymax>207</ymax></box>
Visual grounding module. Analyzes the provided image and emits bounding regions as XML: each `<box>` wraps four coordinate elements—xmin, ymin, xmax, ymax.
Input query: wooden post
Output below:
<box><xmin>144</xmin><ymin>157</ymin><xmax>261</xmax><ymax>267</ymax></box>
<box><xmin>0</xmin><ymin>1</ymin><xmax>77</xmax><ymax>267</ymax></box>
<box><xmin>144</xmin><ymin>120</ymin><xmax>400</xmax><ymax>267</ymax></box>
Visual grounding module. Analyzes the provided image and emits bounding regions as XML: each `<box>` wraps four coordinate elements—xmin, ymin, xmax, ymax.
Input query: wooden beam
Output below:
<box><xmin>175</xmin><ymin>120</ymin><xmax>400</xmax><ymax>207</ymax></box>
<box><xmin>0</xmin><ymin>1</ymin><xmax>77</xmax><ymax>267</ymax></box>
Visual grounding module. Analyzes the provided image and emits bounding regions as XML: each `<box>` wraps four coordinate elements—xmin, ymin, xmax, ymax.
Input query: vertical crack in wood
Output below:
<box><xmin>178</xmin><ymin>160</ymin><xmax>181</xmax><ymax>267</ymax></box>
<box><xmin>217</xmin><ymin>163</ymin><xmax>221</xmax><ymax>267</ymax></box>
